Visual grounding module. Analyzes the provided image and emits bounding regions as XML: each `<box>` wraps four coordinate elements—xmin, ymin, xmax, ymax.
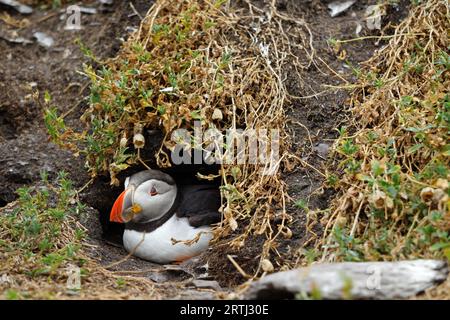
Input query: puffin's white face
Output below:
<box><xmin>131</xmin><ymin>179</ymin><xmax>177</xmax><ymax>223</ymax></box>
<box><xmin>109</xmin><ymin>174</ymin><xmax>177</xmax><ymax>224</ymax></box>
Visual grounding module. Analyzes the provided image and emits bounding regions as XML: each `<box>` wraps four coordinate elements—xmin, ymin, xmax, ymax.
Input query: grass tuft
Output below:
<box><xmin>312</xmin><ymin>0</ymin><xmax>449</xmax><ymax>284</ymax></box>
<box><xmin>0</xmin><ymin>172</ymin><xmax>156</xmax><ymax>299</ymax></box>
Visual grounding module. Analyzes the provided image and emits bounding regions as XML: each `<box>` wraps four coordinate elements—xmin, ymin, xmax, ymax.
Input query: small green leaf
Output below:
<box><xmin>430</xmin><ymin>242</ymin><xmax>450</xmax><ymax>251</ymax></box>
<box><xmin>44</xmin><ymin>91</ymin><xmax>52</xmax><ymax>104</ymax></box>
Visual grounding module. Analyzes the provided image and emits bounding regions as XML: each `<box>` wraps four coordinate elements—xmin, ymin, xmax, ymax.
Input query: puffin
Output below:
<box><xmin>109</xmin><ymin>169</ymin><xmax>221</xmax><ymax>264</ymax></box>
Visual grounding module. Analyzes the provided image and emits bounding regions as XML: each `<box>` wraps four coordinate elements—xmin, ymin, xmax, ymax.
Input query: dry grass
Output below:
<box><xmin>304</xmin><ymin>0</ymin><xmax>449</xmax><ymax>298</ymax></box>
<box><xmin>9</xmin><ymin>0</ymin><xmax>448</xmax><ymax>299</ymax></box>
<box><xmin>46</xmin><ymin>0</ymin><xmax>314</xmax><ymax>276</ymax></box>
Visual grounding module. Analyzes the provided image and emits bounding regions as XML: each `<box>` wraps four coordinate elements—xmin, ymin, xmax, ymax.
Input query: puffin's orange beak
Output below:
<box><xmin>110</xmin><ymin>190</ymin><xmax>127</xmax><ymax>223</ymax></box>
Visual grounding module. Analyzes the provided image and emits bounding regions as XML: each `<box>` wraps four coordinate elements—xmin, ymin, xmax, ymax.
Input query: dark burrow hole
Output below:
<box><xmin>0</xmin><ymin>190</ymin><xmax>18</xmax><ymax>209</ymax></box>
<box><xmin>0</xmin><ymin>198</ymin><xmax>7</xmax><ymax>208</ymax></box>
<box><xmin>0</xmin><ymin>111</ymin><xmax>18</xmax><ymax>140</ymax></box>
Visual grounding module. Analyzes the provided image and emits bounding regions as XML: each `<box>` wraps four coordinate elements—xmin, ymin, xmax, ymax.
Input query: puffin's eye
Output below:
<box><xmin>149</xmin><ymin>186</ymin><xmax>158</xmax><ymax>196</ymax></box>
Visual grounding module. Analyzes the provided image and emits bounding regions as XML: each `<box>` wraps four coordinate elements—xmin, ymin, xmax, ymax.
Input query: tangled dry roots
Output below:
<box><xmin>75</xmin><ymin>0</ymin><xmax>313</xmax><ymax>275</ymax></box>
<box><xmin>313</xmin><ymin>0</ymin><xmax>449</xmax><ymax>270</ymax></box>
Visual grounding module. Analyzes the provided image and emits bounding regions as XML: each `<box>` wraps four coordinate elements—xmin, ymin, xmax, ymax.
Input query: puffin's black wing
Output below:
<box><xmin>176</xmin><ymin>185</ymin><xmax>221</xmax><ymax>227</ymax></box>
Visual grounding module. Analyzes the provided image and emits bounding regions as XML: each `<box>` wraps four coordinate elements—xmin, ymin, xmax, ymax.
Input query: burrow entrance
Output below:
<box><xmin>83</xmin><ymin>151</ymin><xmax>222</xmax><ymax>249</ymax></box>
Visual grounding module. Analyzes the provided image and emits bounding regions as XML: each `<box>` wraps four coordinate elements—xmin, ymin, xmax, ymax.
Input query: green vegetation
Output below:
<box><xmin>46</xmin><ymin>0</ymin><xmax>239</xmax><ymax>185</ymax></box>
<box><xmin>0</xmin><ymin>171</ymin><xmax>155</xmax><ymax>299</ymax></box>
<box><xmin>316</xmin><ymin>0</ymin><xmax>449</xmax><ymax>267</ymax></box>
<box><xmin>0</xmin><ymin>172</ymin><xmax>87</xmax><ymax>298</ymax></box>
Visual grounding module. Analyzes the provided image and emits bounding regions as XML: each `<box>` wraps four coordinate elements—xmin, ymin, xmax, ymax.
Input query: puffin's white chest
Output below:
<box><xmin>123</xmin><ymin>215</ymin><xmax>213</xmax><ymax>264</ymax></box>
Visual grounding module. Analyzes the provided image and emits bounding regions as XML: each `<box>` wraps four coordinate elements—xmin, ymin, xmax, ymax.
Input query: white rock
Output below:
<box><xmin>0</xmin><ymin>0</ymin><xmax>32</xmax><ymax>14</ymax></box>
<box><xmin>328</xmin><ymin>1</ymin><xmax>356</xmax><ymax>17</ymax></box>
<box><xmin>212</xmin><ymin>108</ymin><xmax>223</xmax><ymax>121</ymax></box>
<box><xmin>33</xmin><ymin>32</ymin><xmax>54</xmax><ymax>48</ymax></box>
<box><xmin>366</xmin><ymin>5</ymin><xmax>383</xmax><ymax>30</ymax></box>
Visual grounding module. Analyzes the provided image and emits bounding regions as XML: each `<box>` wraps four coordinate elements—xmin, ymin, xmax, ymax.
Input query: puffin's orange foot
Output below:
<box><xmin>174</xmin><ymin>254</ymin><xmax>195</xmax><ymax>264</ymax></box>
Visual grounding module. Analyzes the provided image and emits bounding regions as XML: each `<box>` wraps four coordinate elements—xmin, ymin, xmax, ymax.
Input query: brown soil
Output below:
<box><xmin>0</xmin><ymin>0</ymin><xmax>410</xmax><ymax>298</ymax></box>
